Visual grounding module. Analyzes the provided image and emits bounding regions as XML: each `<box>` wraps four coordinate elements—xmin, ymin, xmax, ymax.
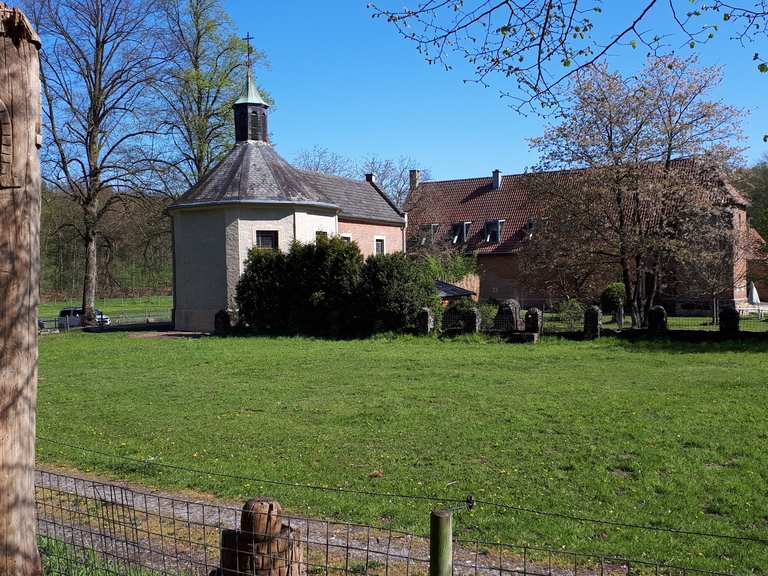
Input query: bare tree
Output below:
<box><xmin>26</xmin><ymin>0</ymin><xmax>166</xmax><ymax>325</ymax></box>
<box><xmin>293</xmin><ymin>146</ymin><xmax>430</xmax><ymax>208</ymax></box>
<box><xmin>155</xmin><ymin>0</ymin><xmax>266</xmax><ymax>195</ymax></box>
<box><xmin>526</xmin><ymin>56</ymin><xmax>744</xmax><ymax>326</ymax></box>
<box><xmin>369</xmin><ymin>1</ymin><xmax>768</xmax><ymax>111</ymax></box>
<box><xmin>293</xmin><ymin>145</ymin><xmax>358</xmax><ymax>179</ymax></box>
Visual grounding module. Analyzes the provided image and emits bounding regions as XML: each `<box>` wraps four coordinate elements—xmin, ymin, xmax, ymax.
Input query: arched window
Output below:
<box><xmin>0</xmin><ymin>98</ymin><xmax>12</xmax><ymax>187</ymax></box>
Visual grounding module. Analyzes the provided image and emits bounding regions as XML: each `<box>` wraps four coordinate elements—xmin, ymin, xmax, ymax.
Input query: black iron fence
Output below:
<box><xmin>36</xmin><ymin>468</ymin><xmax>739</xmax><ymax>576</ymax></box>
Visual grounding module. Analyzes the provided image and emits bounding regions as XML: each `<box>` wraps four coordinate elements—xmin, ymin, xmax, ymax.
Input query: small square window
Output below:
<box><xmin>340</xmin><ymin>234</ymin><xmax>352</xmax><ymax>243</ymax></box>
<box><xmin>375</xmin><ymin>238</ymin><xmax>385</xmax><ymax>255</ymax></box>
<box><xmin>256</xmin><ymin>230</ymin><xmax>278</xmax><ymax>250</ymax></box>
<box><xmin>316</xmin><ymin>230</ymin><xmax>328</xmax><ymax>241</ymax></box>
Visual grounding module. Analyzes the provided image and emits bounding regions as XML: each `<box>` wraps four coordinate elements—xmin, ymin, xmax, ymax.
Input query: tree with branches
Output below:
<box><xmin>524</xmin><ymin>56</ymin><xmax>745</xmax><ymax>326</ymax></box>
<box><xmin>26</xmin><ymin>0</ymin><xmax>167</xmax><ymax>325</ymax></box>
<box><xmin>369</xmin><ymin>1</ymin><xmax>768</xmax><ymax>113</ymax></box>
<box><xmin>155</xmin><ymin>0</ymin><xmax>268</xmax><ymax>195</ymax></box>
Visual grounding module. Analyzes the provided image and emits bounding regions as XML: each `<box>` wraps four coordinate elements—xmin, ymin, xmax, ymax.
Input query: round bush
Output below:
<box><xmin>600</xmin><ymin>283</ymin><xmax>625</xmax><ymax>314</ymax></box>
<box><xmin>358</xmin><ymin>253</ymin><xmax>439</xmax><ymax>334</ymax></box>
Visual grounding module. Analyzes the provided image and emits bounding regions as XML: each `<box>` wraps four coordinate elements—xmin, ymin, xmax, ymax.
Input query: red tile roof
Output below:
<box><xmin>406</xmin><ymin>162</ymin><xmax>749</xmax><ymax>255</ymax></box>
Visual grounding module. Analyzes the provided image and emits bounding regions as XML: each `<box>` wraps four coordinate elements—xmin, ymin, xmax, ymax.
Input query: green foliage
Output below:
<box><xmin>236</xmin><ymin>248</ymin><xmax>287</xmax><ymax>331</ymax></box>
<box><xmin>420</xmin><ymin>252</ymin><xmax>477</xmax><ymax>283</ymax></box>
<box><xmin>478</xmin><ymin>302</ymin><xmax>499</xmax><ymax>330</ymax></box>
<box><xmin>741</xmin><ymin>158</ymin><xmax>768</xmax><ymax>241</ymax></box>
<box><xmin>358</xmin><ymin>253</ymin><xmax>439</xmax><ymax>334</ymax></box>
<box><xmin>237</xmin><ymin>237</ymin><xmax>363</xmax><ymax>335</ymax></box>
<box><xmin>40</xmin><ymin>537</ymin><xmax>160</xmax><ymax>575</ymax></box>
<box><xmin>284</xmin><ymin>237</ymin><xmax>364</xmax><ymax>335</ymax></box>
<box><xmin>558</xmin><ymin>299</ymin><xmax>585</xmax><ymax>331</ymax></box>
<box><xmin>600</xmin><ymin>282</ymin><xmax>626</xmax><ymax>314</ymax></box>
<box><xmin>237</xmin><ymin>240</ymin><xmax>437</xmax><ymax>336</ymax></box>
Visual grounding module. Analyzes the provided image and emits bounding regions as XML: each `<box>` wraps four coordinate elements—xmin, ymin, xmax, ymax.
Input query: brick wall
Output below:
<box><xmin>338</xmin><ymin>220</ymin><xmax>404</xmax><ymax>257</ymax></box>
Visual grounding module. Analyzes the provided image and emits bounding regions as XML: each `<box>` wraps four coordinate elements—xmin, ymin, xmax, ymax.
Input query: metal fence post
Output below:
<box><xmin>430</xmin><ymin>509</ymin><xmax>452</xmax><ymax>576</ymax></box>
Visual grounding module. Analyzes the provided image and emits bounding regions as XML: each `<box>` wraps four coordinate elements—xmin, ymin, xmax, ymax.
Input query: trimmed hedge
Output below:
<box><xmin>236</xmin><ymin>240</ymin><xmax>439</xmax><ymax>336</ymax></box>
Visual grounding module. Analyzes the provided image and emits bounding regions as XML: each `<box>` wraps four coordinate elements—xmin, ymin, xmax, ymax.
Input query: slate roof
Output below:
<box><xmin>169</xmin><ymin>141</ymin><xmax>404</xmax><ymax>225</ymax></box>
<box><xmin>406</xmin><ymin>160</ymin><xmax>749</xmax><ymax>255</ymax></box>
<box><xmin>435</xmin><ymin>279</ymin><xmax>475</xmax><ymax>299</ymax></box>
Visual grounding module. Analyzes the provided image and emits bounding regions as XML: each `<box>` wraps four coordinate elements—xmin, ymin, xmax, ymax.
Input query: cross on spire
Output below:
<box><xmin>242</xmin><ymin>33</ymin><xmax>254</xmax><ymax>68</ymax></box>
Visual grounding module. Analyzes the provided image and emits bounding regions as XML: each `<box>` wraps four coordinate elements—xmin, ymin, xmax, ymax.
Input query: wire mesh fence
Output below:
<box><xmin>35</xmin><ymin>468</ymin><xmax>739</xmax><ymax>576</ymax></box>
<box><xmin>38</xmin><ymin>311</ymin><xmax>173</xmax><ymax>334</ymax></box>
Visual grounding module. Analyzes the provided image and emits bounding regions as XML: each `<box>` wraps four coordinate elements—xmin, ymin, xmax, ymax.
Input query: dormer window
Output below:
<box><xmin>420</xmin><ymin>223</ymin><xmax>439</xmax><ymax>246</ymax></box>
<box><xmin>485</xmin><ymin>220</ymin><xmax>504</xmax><ymax>243</ymax></box>
<box><xmin>524</xmin><ymin>217</ymin><xmax>537</xmax><ymax>240</ymax></box>
<box><xmin>452</xmin><ymin>222</ymin><xmax>471</xmax><ymax>244</ymax></box>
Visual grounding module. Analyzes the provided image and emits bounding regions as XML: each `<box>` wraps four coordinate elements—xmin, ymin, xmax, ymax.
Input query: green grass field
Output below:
<box><xmin>39</xmin><ymin>296</ymin><xmax>172</xmax><ymax>320</ymax></box>
<box><xmin>36</xmin><ymin>332</ymin><xmax>768</xmax><ymax>574</ymax></box>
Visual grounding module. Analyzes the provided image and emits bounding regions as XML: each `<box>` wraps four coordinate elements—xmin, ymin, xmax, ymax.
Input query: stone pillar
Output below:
<box><xmin>719</xmin><ymin>307</ymin><xmax>740</xmax><ymax>336</ymax></box>
<box><xmin>583</xmin><ymin>305</ymin><xmax>602</xmax><ymax>339</ymax></box>
<box><xmin>647</xmin><ymin>305</ymin><xmax>668</xmax><ymax>337</ymax></box>
<box><xmin>494</xmin><ymin>299</ymin><xmax>524</xmax><ymax>332</ymax></box>
<box><xmin>416</xmin><ymin>307</ymin><xmax>435</xmax><ymax>335</ymax></box>
<box><xmin>524</xmin><ymin>307</ymin><xmax>543</xmax><ymax>334</ymax></box>
<box><xmin>614</xmin><ymin>304</ymin><xmax>624</xmax><ymax>330</ymax></box>
<box><xmin>467</xmin><ymin>307</ymin><xmax>481</xmax><ymax>333</ymax></box>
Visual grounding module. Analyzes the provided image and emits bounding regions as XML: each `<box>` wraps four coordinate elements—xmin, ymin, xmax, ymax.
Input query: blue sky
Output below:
<box><xmin>227</xmin><ymin>1</ymin><xmax>767</xmax><ymax>181</ymax></box>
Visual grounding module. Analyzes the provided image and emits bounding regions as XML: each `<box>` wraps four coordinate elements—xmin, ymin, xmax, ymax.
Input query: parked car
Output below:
<box><xmin>57</xmin><ymin>307</ymin><xmax>111</xmax><ymax>328</ymax></box>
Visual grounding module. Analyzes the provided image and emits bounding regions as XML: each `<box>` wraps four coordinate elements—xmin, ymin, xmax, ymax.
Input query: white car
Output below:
<box><xmin>57</xmin><ymin>307</ymin><xmax>111</xmax><ymax>328</ymax></box>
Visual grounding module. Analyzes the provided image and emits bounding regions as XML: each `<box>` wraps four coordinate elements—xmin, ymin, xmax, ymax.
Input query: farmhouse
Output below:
<box><xmin>406</xmin><ymin>166</ymin><xmax>764</xmax><ymax>309</ymax></box>
<box><xmin>168</xmin><ymin>71</ymin><xmax>405</xmax><ymax>332</ymax></box>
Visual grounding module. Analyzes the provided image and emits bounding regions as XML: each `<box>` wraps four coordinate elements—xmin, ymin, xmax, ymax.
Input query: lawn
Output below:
<box><xmin>39</xmin><ymin>295</ymin><xmax>173</xmax><ymax>320</ymax></box>
<box><xmin>36</xmin><ymin>332</ymin><xmax>768</xmax><ymax>574</ymax></box>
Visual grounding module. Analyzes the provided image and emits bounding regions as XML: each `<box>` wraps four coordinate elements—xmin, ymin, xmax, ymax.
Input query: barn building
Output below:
<box><xmin>168</xmin><ymin>70</ymin><xmax>405</xmax><ymax>332</ymax></box>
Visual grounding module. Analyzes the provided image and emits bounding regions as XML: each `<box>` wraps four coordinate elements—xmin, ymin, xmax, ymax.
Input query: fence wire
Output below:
<box><xmin>36</xmin><ymin>469</ymin><xmax>736</xmax><ymax>576</ymax></box>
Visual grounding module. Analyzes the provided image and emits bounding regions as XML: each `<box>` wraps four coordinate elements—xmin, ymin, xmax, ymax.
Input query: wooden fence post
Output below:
<box><xmin>0</xmin><ymin>3</ymin><xmax>42</xmax><ymax>575</ymax></box>
<box><xmin>430</xmin><ymin>509</ymin><xmax>453</xmax><ymax>576</ymax></box>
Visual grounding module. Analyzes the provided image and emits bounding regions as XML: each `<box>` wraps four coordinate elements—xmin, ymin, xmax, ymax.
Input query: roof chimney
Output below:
<box><xmin>409</xmin><ymin>169</ymin><xmax>421</xmax><ymax>193</ymax></box>
<box><xmin>365</xmin><ymin>173</ymin><xmax>377</xmax><ymax>184</ymax></box>
<box><xmin>492</xmin><ymin>169</ymin><xmax>502</xmax><ymax>190</ymax></box>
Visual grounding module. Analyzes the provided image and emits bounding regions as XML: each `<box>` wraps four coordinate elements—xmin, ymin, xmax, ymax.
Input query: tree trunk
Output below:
<box><xmin>0</xmin><ymin>5</ymin><xmax>42</xmax><ymax>575</ymax></box>
<box><xmin>80</xmin><ymin>219</ymin><xmax>98</xmax><ymax>325</ymax></box>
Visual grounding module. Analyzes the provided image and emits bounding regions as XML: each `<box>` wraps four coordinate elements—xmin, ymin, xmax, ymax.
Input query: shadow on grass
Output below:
<box><xmin>606</xmin><ymin>330</ymin><xmax>768</xmax><ymax>354</ymax></box>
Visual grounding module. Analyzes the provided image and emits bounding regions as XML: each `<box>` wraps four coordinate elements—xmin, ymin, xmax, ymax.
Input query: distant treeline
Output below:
<box><xmin>41</xmin><ymin>187</ymin><xmax>172</xmax><ymax>300</ymax></box>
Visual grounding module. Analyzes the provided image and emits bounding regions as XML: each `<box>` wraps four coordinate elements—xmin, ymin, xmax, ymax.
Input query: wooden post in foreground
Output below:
<box><xmin>0</xmin><ymin>3</ymin><xmax>42</xmax><ymax>575</ymax></box>
<box><xmin>430</xmin><ymin>510</ymin><xmax>453</xmax><ymax>576</ymax></box>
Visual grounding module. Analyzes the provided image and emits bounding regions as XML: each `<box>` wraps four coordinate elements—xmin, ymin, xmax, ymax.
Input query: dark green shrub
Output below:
<box><xmin>237</xmin><ymin>237</ymin><xmax>363</xmax><ymax>335</ymax></box>
<box><xmin>236</xmin><ymin>248</ymin><xmax>287</xmax><ymax>331</ymax></box>
<box><xmin>283</xmin><ymin>237</ymin><xmax>364</xmax><ymax>335</ymax></box>
<box><xmin>600</xmin><ymin>282</ymin><xmax>625</xmax><ymax>314</ymax></box>
<box><xmin>358</xmin><ymin>253</ymin><xmax>439</xmax><ymax>334</ymax></box>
